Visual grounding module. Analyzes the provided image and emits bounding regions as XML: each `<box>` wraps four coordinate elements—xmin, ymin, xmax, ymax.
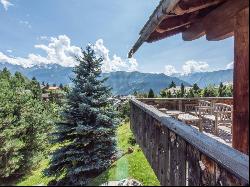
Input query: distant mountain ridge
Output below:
<box><xmin>0</xmin><ymin>62</ymin><xmax>190</xmax><ymax>95</ymax></box>
<box><xmin>0</xmin><ymin>62</ymin><xmax>233</xmax><ymax>94</ymax></box>
<box><xmin>177</xmin><ymin>69</ymin><xmax>233</xmax><ymax>88</ymax></box>
<box><xmin>103</xmin><ymin>71</ymin><xmax>190</xmax><ymax>95</ymax></box>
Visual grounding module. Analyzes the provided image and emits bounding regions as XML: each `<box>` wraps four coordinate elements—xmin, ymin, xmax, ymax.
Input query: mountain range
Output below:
<box><xmin>0</xmin><ymin>62</ymin><xmax>233</xmax><ymax>95</ymax></box>
<box><xmin>176</xmin><ymin>69</ymin><xmax>233</xmax><ymax>88</ymax></box>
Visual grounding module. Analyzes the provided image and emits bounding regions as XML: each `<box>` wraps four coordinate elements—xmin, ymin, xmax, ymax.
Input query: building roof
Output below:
<box><xmin>48</xmin><ymin>86</ymin><xmax>59</xmax><ymax>90</ymax></box>
<box><xmin>128</xmin><ymin>0</ymin><xmax>249</xmax><ymax>58</ymax></box>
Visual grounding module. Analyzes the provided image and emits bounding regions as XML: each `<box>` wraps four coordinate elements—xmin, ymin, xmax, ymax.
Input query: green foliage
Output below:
<box><xmin>166</xmin><ymin>90</ymin><xmax>172</xmax><ymax>98</ymax></box>
<box><xmin>180</xmin><ymin>83</ymin><xmax>185</xmax><ymax>97</ymax></box>
<box><xmin>169</xmin><ymin>81</ymin><xmax>176</xmax><ymax>88</ymax></box>
<box><xmin>201</xmin><ymin>85</ymin><xmax>217</xmax><ymax>97</ymax></box>
<box><xmin>0</xmin><ymin>69</ymin><xmax>60</xmax><ymax>182</ymax></box>
<box><xmin>118</xmin><ymin>101</ymin><xmax>130</xmax><ymax>122</ymax></box>
<box><xmin>127</xmin><ymin>136</ymin><xmax>136</xmax><ymax>146</ymax></box>
<box><xmin>148</xmin><ymin>88</ymin><xmax>155</xmax><ymax>98</ymax></box>
<box><xmin>160</xmin><ymin>89</ymin><xmax>167</xmax><ymax>98</ymax></box>
<box><xmin>89</xmin><ymin>123</ymin><xmax>160</xmax><ymax>186</ymax></box>
<box><xmin>45</xmin><ymin>45</ymin><xmax>119</xmax><ymax>185</ymax></box>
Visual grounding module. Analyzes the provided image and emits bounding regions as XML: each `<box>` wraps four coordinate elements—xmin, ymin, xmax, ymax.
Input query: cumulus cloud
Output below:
<box><xmin>0</xmin><ymin>35</ymin><xmax>81</xmax><ymax>68</ymax></box>
<box><xmin>181</xmin><ymin>60</ymin><xmax>209</xmax><ymax>75</ymax></box>
<box><xmin>163</xmin><ymin>60</ymin><xmax>210</xmax><ymax>76</ymax></box>
<box><xmin>226</xmin><ymin>61</ymin><xmax>234</xmax><ymax>69</ymax></box>
<box><xmin>164</xmin><ymin>65</ymin><xmax>178</xmax><ymax>76</ymax></box>
<box><xmin>93</xmin><ymin>39</ymin><xmax>138</xmax><ymax>72</ymax></box>
<box><xmin>0</xmin><ymin>36</ymin><xmax>138</xmax><ymax>72</ymax></box>
<box><xmin>1</xmin><ymin>0</ymin><xmax>13</xmax><ymax>11</ymax></box>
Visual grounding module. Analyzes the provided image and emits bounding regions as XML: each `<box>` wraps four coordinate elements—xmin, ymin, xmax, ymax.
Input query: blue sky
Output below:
<box><xmin>0</xmin><ymin>0</ymin><xmax>234</xmax><ymax>75</ymax></box>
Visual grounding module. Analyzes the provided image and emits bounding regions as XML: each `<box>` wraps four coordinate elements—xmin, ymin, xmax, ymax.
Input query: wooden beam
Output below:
<box><xmin>206</xmin><ymin>17</ymin><xmax>235</xmax><ymax>41</ymax></box>
<box><xmin>156</xmin><ymin>14</ymin><xmax>192</xmax><ymax>33</ymax></box>
<box><xmin>182</xmin><ymin>21</ymin><xmax>205</xmax><ymax>41</ymax></box>
<box><xmin>203</xmin><ymin>0</ymin><xmax>249</xmax><ymax>26</ymax></box>
<box><xmin>183</xmin><ymin>0</ymin><xmax>248</xmax><ymax>41</ymax></box>
<box><xmin>174</xmin><ymin>0</ymin><xmax>224</xmax><ymax>15</ymax></box>
<box><xmin>233</xmin><ymin>7</ymin><xmax>249</xmax><ymax>155</ymax></box>
<box><xmin>147</xmin><ymin>26</ymin><xmax>187</xmax><ymax>43</ymax></box>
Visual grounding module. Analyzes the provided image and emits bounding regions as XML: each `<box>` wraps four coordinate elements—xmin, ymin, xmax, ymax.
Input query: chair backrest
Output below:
<box><xmin>199</xmin><ymin>100</ymin><xmax>211</xmax><ymax>107</ymax></box>
<box><xmin>214</xmin><ymin>103</ymin><xmax>233</xmax><ymax>122</ymax></box>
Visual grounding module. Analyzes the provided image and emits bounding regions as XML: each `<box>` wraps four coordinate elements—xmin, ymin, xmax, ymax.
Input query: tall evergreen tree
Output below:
<box><xmin>218</xmin><ymin>82</ymin><xmax>225</xmax><ymax>97</ymax></box>
<box><xmin>0</xmin><ymin>69</ymin><xmax>59</xmax><ymax>181</ymax></box>
<box><xmin>180</xmin><ymin>83</ymin><xmax>185</xmax><ymax>97</ymax></box>
<box><xmin>45</xmin><ymin>46</ymin><xmax>119</xmax><ymax>185</ymax></box>
<box><xmin>148</xmin><ymin>88</ymin><xmax>155</xmax><ymax>98</ymax></box>
<box><xmin>166</xmin><ymin>90</ymin><xmax>172</xmax><ymax>98</ymax></box>
<box><xmin>160</xmin><ymin>89</ymin><xmax>167</xmax><ymax>98</ymax></box>
<box><xmin>169</xmin><ymin>81</ymin><xmax>176</xmax><ymax>88</ymax></box>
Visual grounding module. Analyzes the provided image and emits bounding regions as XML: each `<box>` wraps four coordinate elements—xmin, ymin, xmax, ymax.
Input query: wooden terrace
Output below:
<box><xmin>128</xmin><ymin>0</ymin><xmax>249</xmax><ymax>186</ymax></box>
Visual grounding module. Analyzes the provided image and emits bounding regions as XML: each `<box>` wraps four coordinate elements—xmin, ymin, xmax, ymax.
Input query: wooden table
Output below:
<box><xmin>166</xmin><ymin>110</ymin><xmax>185</xmax><ymax>119</ymax></box>
<box><xmin>178</xmin><ymin>113</ymin><xmax>202</xmax><ymax>132</ymax></box>
<box><xmin>158</xmin><ymin>108</ymin><xmax>168</xmax><ymax>113</ymax></box>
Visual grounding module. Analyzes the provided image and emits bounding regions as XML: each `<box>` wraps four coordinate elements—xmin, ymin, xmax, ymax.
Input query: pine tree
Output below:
<box><xmin>180</xmin><ymin>83</ymin><xmax>185</xmax><ymax>97</ymax></box>
<box><xmin>148</xmin><ymin>88</ymin><xmax>155</xmax><ymax>98</ymax></box>
<box><xmin>0</xmin><ymin>69</ymin><xmax>58</xmax><ymax>181</ymax></box>
<box><xmin>160</xmin><ymin>89</ymin><xmax>167</xmax><ymax>98</ymax></box>
<box><xmin>169</xmin><ymin>81</ymin><xmax>176</xmax><ymax>88</ymax></box>
<box><xmin>45</xmin><ymin>45</ymin><xmax>119</xmax><ymax>185</ymax></box>
<box><xmin>166</xmin><ymin>90</ymin><xmax>172</xmax><ymax>98</ymax></box>
<box><xmin>218</xmin><ymin>82</ymin><xmax>225</xmax><ymax>97</ymax></box>
<box><xmin>59</xmin><ymin>83</ymin><xmax>64</xmax><ymax>89</ymax></box>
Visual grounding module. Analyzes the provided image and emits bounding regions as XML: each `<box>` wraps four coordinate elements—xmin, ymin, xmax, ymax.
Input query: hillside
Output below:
<box><xmin>0</xmin><ymin>63</ymin><xmax>190</xmax><ymax>95</ymax></box>
<box><xmin>178</xmin><ymin>69</ymin><xmax>233</xmax><ymax>88</ymax></box>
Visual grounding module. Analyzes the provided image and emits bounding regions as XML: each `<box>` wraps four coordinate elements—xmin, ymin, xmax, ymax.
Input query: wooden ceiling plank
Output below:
<box><xmin>182</xmin><ymin>21</ymin><xmax>205</xmax><ymax>41</ymax></box>
<box><xmin>174</xmin><ymin>0</ymin><xmax>224</xmax><ymax>15</ymax></box>
<box><xmin>203</xmin><ymin>0</ymin><xmax>249</xmax><ymax>25</ymax></box>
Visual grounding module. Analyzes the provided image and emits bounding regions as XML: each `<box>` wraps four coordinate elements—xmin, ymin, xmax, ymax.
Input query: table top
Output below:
<box><xmin>166</xmin><ymin>110</ymin><xmax>184</xmax><ymax>114</ymax></box>
<box><xmin>178</xmin><ymin>113</ymin><xmax>200</xmax><ymax>121</ymax></box>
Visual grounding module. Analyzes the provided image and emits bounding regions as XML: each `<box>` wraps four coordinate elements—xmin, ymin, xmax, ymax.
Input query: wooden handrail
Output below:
<box><xmin>130</xmin><ymin>99</ymin><xmax>248</xmax><ymax>185</ymax></box>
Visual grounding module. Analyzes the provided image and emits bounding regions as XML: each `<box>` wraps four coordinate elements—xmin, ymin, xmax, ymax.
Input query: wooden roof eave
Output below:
<box><xmin>128</xmin><ymin>0</ymin><xmax>180</xmax><ymax>58</ymax></box>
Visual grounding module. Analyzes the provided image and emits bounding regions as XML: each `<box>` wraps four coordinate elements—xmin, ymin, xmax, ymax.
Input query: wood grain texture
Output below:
<box><xmin>233</xmin><ymin>7</ymin><xmax>249</xmax><ymax>155</ymax></box>
<box><xmin>130</xmin><ymin>99</ymin><xmax>249</xmax><ymax>185</ymax></box>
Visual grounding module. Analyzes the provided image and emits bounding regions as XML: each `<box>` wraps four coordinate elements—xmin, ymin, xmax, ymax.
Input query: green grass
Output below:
<box><xmin>16</xmin><ymin>122</ymin><xmax>160</xmax><ymax>186</ymax></box>
<box><xmin>16</xmin><ymin>144</ymin><xmax>62</xmax><ymax>186</ymax></box>
<box><xmin>89</xmin><ymin>123</ymin><xmax>160</xmax><ymax>186</ymax></box>
<box><xmin>16</xmin><ymin>159</ymin><xmax>53</xmax><ymax>186</ymax></box>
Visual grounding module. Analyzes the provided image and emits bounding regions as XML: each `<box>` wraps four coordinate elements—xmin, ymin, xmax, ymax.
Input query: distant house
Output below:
<box><xmin>47</xmin><ymin>86</ymin><xmax>60</xmax><ymax>91</ymax></box>
<box><xmin>166</xmin><ymin>86</ymin><xmax>192</xmax><ymax>94</ymax></box>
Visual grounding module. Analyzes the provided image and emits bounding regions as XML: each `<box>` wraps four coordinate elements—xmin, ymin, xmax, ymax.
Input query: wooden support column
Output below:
<box><xmin>233</xmin><ymin>7</ymin><xmax>249</xmax><ymax>155</ymax></box>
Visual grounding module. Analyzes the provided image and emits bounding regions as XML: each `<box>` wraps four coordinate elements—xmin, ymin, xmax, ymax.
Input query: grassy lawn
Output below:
<box><xmin>16</xmin><ymin>159</ymin><xmax>53</xmax><ymax>186</ymax></box>
<box><xmin>16</xmin><ymin>122</ymin><xmax>160</xmax><ymax>186</ymax></box>
<box><xmin>89</xmin><ymin>122</ymin><xmax>160</xmax><ymax>186</ymax></box>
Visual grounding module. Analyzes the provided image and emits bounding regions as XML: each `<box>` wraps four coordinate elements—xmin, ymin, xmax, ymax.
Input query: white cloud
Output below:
<box><xmin>163</xmin><ymin>60</ymin><xmax>210</xmax><ymax>76</ymax></box>
<box><xmin>164</xmin><ymin>65</ymin><xmax>178</xmax><ymax>76</ymax></box>
<box><xmin>0</xmin><ymin>36</ymin><xmax>138</xmax><ymax>72</ymax></box>
<box><xmin>19</xmin><ymin>20</ymin><xmax>32</xmax><ymax>29</ymax></box>
<box><xmin>1</xmin><ymin>0</ymin><xmax>13</xmax><ymax>11</ymax></box>
<box><xmin>226</xmin><ymin>61</ymin><xmax>234</xmax><ymax>69</ymax></box>
<box><xmin>0</xmin><ymin>35</ymin><xmax>81</xmax><ymax>68</ymax></box>
<box><xmin>93</xmin><ymin>39</ymin><xmax>138</xmax><ymax>72</ymax></box>
<box><xmin>181</xmin><ymin>60</ymin><xmax>209</xmax><ymax>75</ymax></box>
<box><xmin>6</xmin><ymin>49</ymin><xmax>12</xmax><ymax>53</ymax></box>
<box><xmin>128</xmin><ymin>57</ymin><xmax>138</xmax><ymax>71</ymax></box>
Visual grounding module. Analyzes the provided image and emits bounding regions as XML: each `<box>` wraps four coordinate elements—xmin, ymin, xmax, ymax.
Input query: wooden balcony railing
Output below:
<box><xmin>130</xmin><ymin>99</ymin><xmax>248</xmax><ymax>186</ymax></box>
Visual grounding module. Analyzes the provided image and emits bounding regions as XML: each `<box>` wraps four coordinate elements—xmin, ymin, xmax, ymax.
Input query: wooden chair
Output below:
<box><xmin>195</xmin><ymin>100</ymin><xmax>213</xmax><ymax>117</ymax></box>
<box><xmin>213</xmin><ymin>103</ymin><xmax>233</xmax><ymax>135</ymax></box>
